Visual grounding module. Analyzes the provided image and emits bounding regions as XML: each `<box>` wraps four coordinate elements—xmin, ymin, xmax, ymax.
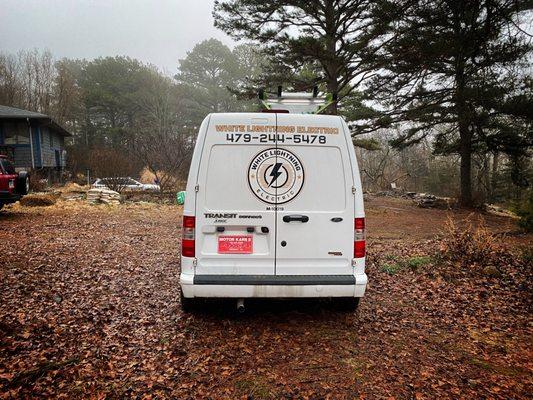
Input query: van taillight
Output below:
<box><xmin>354</xmin><ymin>217</ymin><xmax>365</xmax><ymax>258</ymax></box>
<box><xmin>182</xmin><ymin>215</ymin><xmax>195</xmax><ymax>257</ymax></box>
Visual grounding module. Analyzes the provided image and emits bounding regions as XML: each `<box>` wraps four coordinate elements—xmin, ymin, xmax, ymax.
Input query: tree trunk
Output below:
<box><xmin>324</xmin><ymin>0</ymin><xmax>339</xmax><ymax>115</ymax></box>
<box><xmin>454</xmin><ymin>43</ymin><xmax>473</xmax><ymax>207</ymax></box>
<box><xmin>490</xmin><ymin>151</ymin><xmax>499</xmax><ymax>202</ymax></box>
<box><xmin>458</xmin><ymin>125</ymin><xmax>473</xmax><ymax>207</ymax></box>
<box><xmin>326</xmin><ymin>79</ymin><xmax>339</xmax><ymax>114</ymax></box>
<box><xmin>456</xmin><ymin>77</ymin><xmax>473</xmax><ymax>206</ymax></box>
<box><xmin>483</xmin><ymin>153</ymin><xmax>490</xmax><ymax>202</ymax></box>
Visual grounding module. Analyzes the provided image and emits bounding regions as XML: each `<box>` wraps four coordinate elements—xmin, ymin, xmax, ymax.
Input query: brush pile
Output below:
<box><xmin>19</xmin><ymin>193</ymin><xmax>57</xmax><ymax>207</ymax></box>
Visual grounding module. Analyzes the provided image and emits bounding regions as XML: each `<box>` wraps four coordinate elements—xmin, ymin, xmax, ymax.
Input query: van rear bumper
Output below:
<box><xmin>180</xmin><ymin>273</ymin><xmax>367</xmax><ymax>298</ymax></box>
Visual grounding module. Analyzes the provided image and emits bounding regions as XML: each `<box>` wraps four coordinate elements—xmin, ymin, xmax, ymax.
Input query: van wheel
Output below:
<box><xmin>180</xmin><ymin>290</ymin><xmax>197</xmax><ymax>313</ymax></box>
<box><xmin>335</xmin><ymin>297</ymin><xmax>360</xmax><ymax>312</ymax></box>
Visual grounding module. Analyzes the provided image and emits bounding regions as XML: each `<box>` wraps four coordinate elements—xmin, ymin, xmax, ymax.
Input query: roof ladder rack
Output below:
<box><xmin>258</xmin><ymin>86</ymin><xmax>335</xmax><ymax>114</ymax></box>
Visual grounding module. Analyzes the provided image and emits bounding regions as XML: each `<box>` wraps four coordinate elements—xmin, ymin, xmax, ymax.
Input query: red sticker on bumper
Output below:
<box><xmin>218</xmin><ymin>235</ymin><xmax>253</xmax><ymax>254</ymax></box>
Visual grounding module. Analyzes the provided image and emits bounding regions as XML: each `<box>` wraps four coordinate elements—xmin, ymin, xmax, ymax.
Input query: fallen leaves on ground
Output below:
<box><xmin>0</xmin><ymin>197</ymin><xmax>531</xmax><ymax>399</ymax></box>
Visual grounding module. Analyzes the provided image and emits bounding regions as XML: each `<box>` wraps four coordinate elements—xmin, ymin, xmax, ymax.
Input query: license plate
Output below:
<box><xmin>218</xmin><ymin>235</ymin><xmax>253</xmax><ymax>254</ymax></box>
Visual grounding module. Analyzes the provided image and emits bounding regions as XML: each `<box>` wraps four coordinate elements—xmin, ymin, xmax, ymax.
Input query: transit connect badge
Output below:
<box><xmin>248</xmin><ymin>148</ymin><xmax>305</xmax><ymax>204</ymax></box>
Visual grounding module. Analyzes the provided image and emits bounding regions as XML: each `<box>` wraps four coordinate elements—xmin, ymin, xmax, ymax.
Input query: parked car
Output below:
<box><xmin>92</xmin><ymin>177</ymin><xmax>160</xmax><ymax>192</ymax></box>
<box><xmin>179</xmin><ymin>112</ymin><xmax>366</xmax><ymax>312</ymax></box>
<box><xmin>0</xmin><ymin>155</ymin><xmax>29</xmax><ymax>210</ymax></box>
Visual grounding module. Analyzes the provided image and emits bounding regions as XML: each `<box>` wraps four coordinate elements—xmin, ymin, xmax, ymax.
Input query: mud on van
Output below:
<box><xmin>179</xmin><ymin>112</ymin><xmax>367</xmax><ymax>311</ymax></box>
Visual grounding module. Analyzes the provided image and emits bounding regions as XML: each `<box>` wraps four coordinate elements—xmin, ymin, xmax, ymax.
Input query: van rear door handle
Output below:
<box><xmin>283</xmin><ymin>215</ymin><xmax>309</xmax><ymax>223</ymax></box>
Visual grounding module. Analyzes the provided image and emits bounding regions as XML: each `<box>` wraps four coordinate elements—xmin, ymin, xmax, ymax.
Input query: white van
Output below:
<box><xmin>179</xmin><ymin>112</ymin><xmax>367</xmax><ymax>311</ymax></box>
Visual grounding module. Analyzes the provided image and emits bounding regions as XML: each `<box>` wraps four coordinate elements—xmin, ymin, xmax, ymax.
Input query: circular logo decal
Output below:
<box><xmin>248</xmin><ymin>148</ymin><xmax>305</xmax><ymax>204</ymax></box>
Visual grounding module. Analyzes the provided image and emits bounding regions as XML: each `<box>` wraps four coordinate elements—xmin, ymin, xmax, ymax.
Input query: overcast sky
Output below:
<box><xmin>0</xmin><ymin>0</ymin><xmax>235</xmax><ymax>74</ymax></box>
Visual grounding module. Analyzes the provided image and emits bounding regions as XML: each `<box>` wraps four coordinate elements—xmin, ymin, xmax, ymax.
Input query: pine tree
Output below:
<box><xmin>356</xmin><ymin>0</ymin><xmax>532</xmax><ymax>206</ymax></box>
<box><xmin>213</xmin><ymin>0</ymin><xmax>391</xmax><ymax>114</ymax></box>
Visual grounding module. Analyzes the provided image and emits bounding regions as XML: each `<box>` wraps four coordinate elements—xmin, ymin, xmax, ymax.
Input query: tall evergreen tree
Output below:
<box><xmin>80</xmin><ymin>56</ymin><xmax>151</xmax><ymax>146</ymax></box>
<box><xmin>175</xmin><ymin>38</ymin><xmax>241</xmax><ymax>118</ymax></box>
<box><xmin>356</xmin><ymin>0</ymin><xmax>532</xmax><ymax>206</ymax></box>
<box><xmin>175</xmin><ymin>39</ymin><xmax>265</xmax><ymax>120</ymax></box>
<box><xmin>213</xmin><ymin>0</ymin><xmax>390</xmax><ymax>114</ymax></box>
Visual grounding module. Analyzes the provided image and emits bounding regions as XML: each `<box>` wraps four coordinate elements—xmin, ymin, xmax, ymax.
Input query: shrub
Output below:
<box><xmin>440</xmin><ymin>215</ymin><xmax>509</xmax><ymax>268</ymax></box>
<box><xmin>29</xmin><ymin>177</ymin><xmax>48</xmax><ymax>192</ymax></box>
<box><xmin>512</xmin><ymin>191</ymin><xmax>533</xmax><ymax>232</ymax></box>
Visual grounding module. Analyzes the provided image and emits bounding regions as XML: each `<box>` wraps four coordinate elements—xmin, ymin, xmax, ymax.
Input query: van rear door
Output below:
<box><xmin>195</xmin><ymin>113</ymin><xmax>277</xmax><ymax>276</ymax></box>
<box><xmin>274</xmin><ymin>114</ymin><xmax>355</xmax><ymax>276</ymax></box>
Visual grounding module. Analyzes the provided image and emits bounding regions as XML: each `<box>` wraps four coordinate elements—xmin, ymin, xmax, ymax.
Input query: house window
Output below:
<box><xmin>3</xmin><ymin>122</ymin><xmax>30</xmax><ymax>145</ymax></box>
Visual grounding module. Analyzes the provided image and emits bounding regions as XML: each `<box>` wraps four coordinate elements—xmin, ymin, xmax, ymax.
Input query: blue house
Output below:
<box><xmin>0</xmin><ymin>105</ymin><xmax>72</xmax><ymax>174</ymax></box>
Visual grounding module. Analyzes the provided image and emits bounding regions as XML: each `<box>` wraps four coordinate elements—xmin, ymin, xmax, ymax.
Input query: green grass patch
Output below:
<box><xmin>380</xmin><ymin>256</ymin><xmax>433</xmax><ymax>275</ymax></box>
<box><xmin>235</xmin><ymin>378</ymin><xmax>274</xmax><ymax>399</ymax></box>
<box><xmin>470</xmin><ymin>358</ymin><xmax>527</xmax><ymax>377</ymax></box>
<box><xmin>343</xmin><ymin>357</ymin><xmax>363</xmax><ymax>378</ymax></box>
<box><xmin>381</xmin><ymin>262</ymin><xmax>401</xmax><ymax>275</ymax></box>
<box><xmin>405</xmin><ymin>256</ymin><xmax>433</xmax><ymax>269</ymax></box>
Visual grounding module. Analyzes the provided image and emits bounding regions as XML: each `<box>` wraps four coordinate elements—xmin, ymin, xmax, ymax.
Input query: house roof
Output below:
<box><xmin>0</xmin><ymin>105</ymin><xmax>48</xmax><ymax>119</ymax></box>
<box><xmin>0</xmin><ymin>105</ymin><xmax>72</xmax><ymax>136</ymax></box>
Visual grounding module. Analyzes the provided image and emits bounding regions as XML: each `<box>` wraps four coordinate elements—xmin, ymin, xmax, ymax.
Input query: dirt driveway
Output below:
<box><xmin>0</xmin><ymin>198</ymin><xmax>531</xmax><ymax>399</ymax></box>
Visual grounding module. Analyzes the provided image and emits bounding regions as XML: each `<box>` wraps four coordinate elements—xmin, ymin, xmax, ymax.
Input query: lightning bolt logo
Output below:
<box><xmin>268</xmin><ymin>162</ymin><xmax>283</xmax><ymax>187</ymax></box>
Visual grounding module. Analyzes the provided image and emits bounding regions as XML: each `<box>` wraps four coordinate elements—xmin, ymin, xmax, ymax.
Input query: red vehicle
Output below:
<box><xmin>0</xmin><ymin>155</ymin><xmax>29</xmax><ymax>210</ymax></box>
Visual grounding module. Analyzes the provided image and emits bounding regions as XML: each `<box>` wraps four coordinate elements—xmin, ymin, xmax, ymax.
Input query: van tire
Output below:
<box><xmin>335</xmin><ymin>297</ymin><xmax>360</xmax><ymax>312</ymax></box>
<box><xmin>180</xmin><ymin>290</ymin><xmax>197</xmax><ymax>313</ymax></box>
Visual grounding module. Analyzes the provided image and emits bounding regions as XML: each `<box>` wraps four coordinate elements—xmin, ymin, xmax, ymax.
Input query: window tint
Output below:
<box><xmin>0</xmin><ymin>159</ymin><xmax>16</xmax><ymax>174</ymax></box>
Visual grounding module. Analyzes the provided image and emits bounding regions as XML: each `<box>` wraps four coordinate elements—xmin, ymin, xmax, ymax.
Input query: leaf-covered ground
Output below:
<box><xmin>0</xmin><ymin>198</ymin><xmax>531</xmax><ymax>399</ymax></box>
